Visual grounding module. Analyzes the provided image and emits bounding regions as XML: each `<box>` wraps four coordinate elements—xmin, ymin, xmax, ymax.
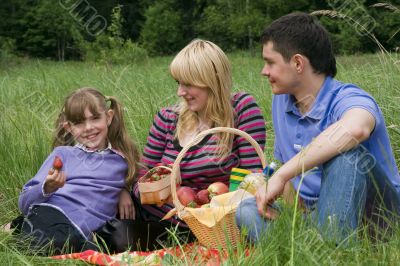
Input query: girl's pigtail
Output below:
<box><xmin>107</xmin><ymin>96</ymin><xmax>140</xmax><ymax>185</ymax></box>
<box><xmin>52</xmin><ymin>110</ymin><xmax>74</xmax><ymax>148</ymax></box>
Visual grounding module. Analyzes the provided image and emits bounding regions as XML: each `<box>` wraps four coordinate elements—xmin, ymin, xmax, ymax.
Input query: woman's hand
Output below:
<box><xmin>44</xmin><ymin>170</ymin><xmax>66</xmax><ymax>194</ymax></box>
<box><xmin>255</xmin><ymin>174</ymin><xmax>286</xmax><ymax>219</ymax></box>
<box><xmin>118</xmin><ymin>189</ymin><xmax>135</xmax><ymax>220</ymax></box>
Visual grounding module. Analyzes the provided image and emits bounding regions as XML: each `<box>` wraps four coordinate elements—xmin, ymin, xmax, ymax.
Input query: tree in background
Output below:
<box><xmin>0</xmin><ymin>0</ymin><xmax>398</xmax><ymax>59</ymax></box>
<box><xmin>81</xmin><ymin>5</ymin><xmax>148</xmax><ymax>64</ymax></box>
<box><xmin>370</xmin><ymin>2</ymin><xmax>400</xmax><ymax>51</ymax></box>
<box><xmin>140</xmin><ymin>0</ymin><xmax>198</xmax><ymax>55</ymax></box>
<box><xmin>19</xmin><ymin>0</ymin><xmax>83</xmax><ymax>61</ymax></box>
<box><xmin>196</xmin><ymin>0</ymin><xmax>269</xmax><ymax>52</ymax></box>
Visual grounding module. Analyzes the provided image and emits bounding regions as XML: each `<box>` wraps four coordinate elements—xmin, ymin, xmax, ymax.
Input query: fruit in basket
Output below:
<box><xmin>145</xmin><ymin>173</ymin><xmax>168</xmax><ymax>182</ymax></box>
<box><xmin>208</xmin><ymin>182</ymin><xmax>229</xmax><ymax>198</ymax></box>
<box><xmin>144</xmin><ymin>164</ymin><xmax>171</xmax><ymax>182</ymax></box>
<box><xmin>177</xmin><ymin>186</ymin><xmax>198</xmax><ymax>208</ymax></box>
<box><xmin>196</xmin><ymin>189</ymin><xmax>210</xmax><ymax>205</ymax></box>
<box><xmin>155</xmin><ymin>163</ymin><xmax>171</xmax><ymax>175</ymax></box>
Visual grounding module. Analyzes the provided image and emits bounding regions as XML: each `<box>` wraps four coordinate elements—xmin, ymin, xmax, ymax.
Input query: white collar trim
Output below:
<box><xmin>74</xmin><ymin>142</ymin><xmax>125</xmax><ymax>159</ymax></box>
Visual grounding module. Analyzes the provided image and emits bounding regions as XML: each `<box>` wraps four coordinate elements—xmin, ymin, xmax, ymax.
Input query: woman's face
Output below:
<box><xmin>177</xmin><ymin>82</ymin><xmax>209</xmax><ymax>115</ymax></box>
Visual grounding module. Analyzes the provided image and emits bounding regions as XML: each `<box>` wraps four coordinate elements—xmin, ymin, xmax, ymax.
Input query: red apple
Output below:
<box><xmin>177</xmin><ymin>186</ymin><xmax>198</xmax><ymax>208</ymax></box>
<box><xmin>196</xmin><ymin>189</ymin><xmax>210</xmax><ymax>205</ymax></box>
<box><xmin>208</xmin><ymin>182</ymin><xmax>229</xmax><ymax>198</ymax></box>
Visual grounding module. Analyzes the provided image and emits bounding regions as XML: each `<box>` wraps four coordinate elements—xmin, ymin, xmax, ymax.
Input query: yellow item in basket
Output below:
<box><xmin>182</xmin><ymin>189</ymin><xmax>253</xmax><ymax>227</ymax></box>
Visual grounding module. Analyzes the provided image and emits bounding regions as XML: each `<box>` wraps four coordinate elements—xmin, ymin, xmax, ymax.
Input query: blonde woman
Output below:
<box><xmin>120</xmin><ymin>39</ymin><xmax>266</xmax><ymax>237</ymax></box>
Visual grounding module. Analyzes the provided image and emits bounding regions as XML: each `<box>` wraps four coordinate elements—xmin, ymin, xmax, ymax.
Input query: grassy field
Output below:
<box><xmin>0</xmin><ymin>51</ymin><xmax>399</xmax><ymax>265</ymax></box>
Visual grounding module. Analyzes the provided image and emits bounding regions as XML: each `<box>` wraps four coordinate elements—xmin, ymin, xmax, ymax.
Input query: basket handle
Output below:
<box><xmin>171</xmin><ymin>127</ymin><xmax>266</xmax><ymax>212</ymax></box>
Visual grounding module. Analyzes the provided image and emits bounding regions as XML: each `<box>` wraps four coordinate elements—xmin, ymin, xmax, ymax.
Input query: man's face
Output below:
<box><xmin>261</xmin><ymin>41</ymin><xmax>298</xmax><ymax>95</ymax></box>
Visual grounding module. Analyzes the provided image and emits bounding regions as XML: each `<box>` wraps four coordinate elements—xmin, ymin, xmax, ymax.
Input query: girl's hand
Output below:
<box><xmin>255</xmin><ymin>175</ymin><xmax>285</xmax><ymax>219</ymax></box>
<box><xmin>44</xmin><ymin>170</ymin><xmax>66</xmax><ymax>194</ymax></box>
<box><xmin>118</xmin><ymin>189</ymin><xmax>135</xmax><ymax>220</ymax></box>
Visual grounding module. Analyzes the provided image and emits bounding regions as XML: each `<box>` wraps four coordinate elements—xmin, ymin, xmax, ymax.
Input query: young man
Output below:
<box><xmin>236</xmin><ymin>12</ymin><xmax>400</xmax><ymax>243</ymax></box>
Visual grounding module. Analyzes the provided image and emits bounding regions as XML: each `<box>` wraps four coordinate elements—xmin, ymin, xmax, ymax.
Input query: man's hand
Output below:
<box><xmin>44</xmin><ymin>170</ymin><xmax>66</xmax><ymax>194</ymax></box>
<box><xmin>118</xmin><ymin>189</ymin><xmax>135</xmax><ymax>220</ymax></box>
<box><xmin>255</xmin><ymin>175</ymin><xmax>285</xmax><ymax>219</ymax></box>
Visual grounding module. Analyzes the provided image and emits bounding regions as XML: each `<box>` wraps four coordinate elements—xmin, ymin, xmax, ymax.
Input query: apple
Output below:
<box><xmin>208</xmin><ymin>182</ymin><xmax>229</xmax><ymax>198</ymax></box>
<box><xmin>177</xmin><ymin>186</ymin><xmax>198</xmax><ymax>208</ymax></box>
<box><xmin>196</xmin><ymin>189</ymin><xmax>210</xmax><ymax>205</ymax></box>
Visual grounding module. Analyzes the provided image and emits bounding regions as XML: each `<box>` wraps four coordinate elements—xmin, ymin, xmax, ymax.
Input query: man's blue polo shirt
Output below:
<box><xmin>272</xmin><ymin>76</ymin><xmax>400</xmax><ymax>203</ymax></box>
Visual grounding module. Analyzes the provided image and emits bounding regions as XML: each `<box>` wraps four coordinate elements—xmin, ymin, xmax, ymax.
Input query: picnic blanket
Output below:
<box><xmin>52</xmin><ymin>243</ymin><xmax>250</xmax><ymax>265</ymax></box>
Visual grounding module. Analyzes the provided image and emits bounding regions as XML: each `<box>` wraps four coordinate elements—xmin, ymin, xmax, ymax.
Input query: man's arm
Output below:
<box><xmin>256</xmin><ymin>108</ymin><xmax>375</xmax><ymax>218</ymax></box>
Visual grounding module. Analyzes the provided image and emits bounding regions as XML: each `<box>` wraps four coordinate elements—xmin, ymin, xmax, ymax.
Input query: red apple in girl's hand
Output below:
<box><xmin>208</xmin><ymin>182</ymin><xmax>229</xmax><ymax>198</ymax></box>
<box><xmin>53</xmin><ymin>156</ymin><xmax>63</xmax><ymax>170</ymax></box>
<box><xmin>177</xmin><ymin>186</ymin><xmax>198</xmax><ymax>208</ymax></box>
<box><xmin>196</xmin><ymin>189</ymin><xmax>210</xmax><ymax>205</ymax></box>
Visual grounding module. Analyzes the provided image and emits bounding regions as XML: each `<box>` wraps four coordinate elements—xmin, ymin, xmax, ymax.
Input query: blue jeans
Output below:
<box><xmin>235</xmin><ymin>147</ymin><xmax>400</xmax><ymax>243</ymax></box>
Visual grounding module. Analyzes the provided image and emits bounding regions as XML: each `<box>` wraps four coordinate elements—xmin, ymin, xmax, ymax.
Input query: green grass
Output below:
<box><xmin>0</xmin><ymin>51</ymin><xmax>399</xmax><ymax>264</ymax></box>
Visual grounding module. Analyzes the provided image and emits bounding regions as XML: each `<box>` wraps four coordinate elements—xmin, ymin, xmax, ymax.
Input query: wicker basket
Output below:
<box><xmin>170</xmin><ymin>127</ymin><xmax>266</xmax><ymax>248</ymax></box>
<box><xmin>138</xmin><ymin>165</ymin><xmax>172</xmax><ymax>205</ymax></box>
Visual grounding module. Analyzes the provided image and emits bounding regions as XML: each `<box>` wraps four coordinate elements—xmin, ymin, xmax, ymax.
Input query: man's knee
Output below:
<box><xmin>236</xmin><ymin>197</ymin><xmax>271</xmax><ymax>242</ymax></box>
<box><xmin>236</xmin><ymin>197</ymin><xmax>259</xmax><ymax>227</ymax></box>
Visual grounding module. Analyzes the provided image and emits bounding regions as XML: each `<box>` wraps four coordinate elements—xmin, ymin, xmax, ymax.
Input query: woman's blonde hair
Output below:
<box><xmin>170</xmin><ymin>39</ymin><xmax>234</xmax><ymax>157</ymax></box>
<box><xmin>53</xmin><ymin>87</ymin><xmax>140</xmax><ymax>185</ymax></box>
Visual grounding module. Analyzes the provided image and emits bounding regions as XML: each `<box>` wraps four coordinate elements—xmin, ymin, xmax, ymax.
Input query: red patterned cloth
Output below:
<box><xmin>52</xmin><ymin>243</ymin><xmax>250</xmax><ymax>265</ymax></box>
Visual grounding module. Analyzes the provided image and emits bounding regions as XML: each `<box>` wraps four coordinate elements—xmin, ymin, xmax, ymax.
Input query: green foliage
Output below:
<box><xmin>261</xmin><ymin>0</ymin><xmax>310</xmax><ymax>19</ymax></box>
<box><xmin>196</xmin><ymin>5</ymin><xmax>232</xmax><ymax>50</ymax></box>
<box><xmin>140</xmin><ymin>1</ymin><xmax>184</xmax><ymax>55</ymax></box>
<box><xmin>196</xmin><ymin>2</ymin><xmax>267</xmax><ymax>52</ymax></box>
<box><xmin>81</xmin><ymin>5</ymin><xmax>148</xmax><ymax>64</ymax></box>
<box><xmin>370</xmin><ymin>3</ymin><xmax>400</xmax><ymax>51</ymax></box>
<box><xmin>19</xmin><ymin>0</ymin><xmax>83</xmax><ymax>61</ymax></box>
<box><xmin>0</xmin><ymin>37</ymin><xmax>16</xmax><ymax>61</ymax></box>
<box><xmin>333</xmin><ymin>23</ymin><xmax>366</xmax><ymax>54</ymax></box>
<box><xmin>0</xmin><ymin>0</ymin><xmax>399</xmax><ymax>57</ymax></box>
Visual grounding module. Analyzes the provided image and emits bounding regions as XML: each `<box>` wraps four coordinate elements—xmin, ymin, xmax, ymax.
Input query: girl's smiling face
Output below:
<box><xmin>176</xmin><ymin>82</ymin><xmax>209</xmax><ymax>116</ymax></box>
<box><xmin>65</xmin><ymin>107</ymin><xmax>114</xmax><ymax>150</ymax></box>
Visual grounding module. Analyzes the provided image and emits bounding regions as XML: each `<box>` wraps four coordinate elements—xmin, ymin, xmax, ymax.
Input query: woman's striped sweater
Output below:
<box><xmin>134</xmin><ymin>92</ymin><xmax>266</xmax><ymax>225</ymax></box>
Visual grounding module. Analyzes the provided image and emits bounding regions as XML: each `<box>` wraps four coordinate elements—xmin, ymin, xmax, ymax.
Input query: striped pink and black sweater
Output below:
<box><xmin>134</xmin><ymin>92</ymin><xmax>266</xmax><ymax>225</ymax></box>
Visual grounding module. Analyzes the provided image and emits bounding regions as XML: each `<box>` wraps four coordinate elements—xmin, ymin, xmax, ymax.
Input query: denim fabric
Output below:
<box><xmin>236</xmin><ymin>147</ymin><xmax>400</xmax><ymax>243</ymax></box>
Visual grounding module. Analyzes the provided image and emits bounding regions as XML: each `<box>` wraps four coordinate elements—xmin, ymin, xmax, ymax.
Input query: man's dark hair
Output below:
<box><xmin>261</xmin><ymin>12</ymin><xmax>337</xmax><ymax>77</ymax></box>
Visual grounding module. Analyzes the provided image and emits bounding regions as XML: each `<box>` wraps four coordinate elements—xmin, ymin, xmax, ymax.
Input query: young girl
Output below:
<box><xmin>17</xmin><ymin>87</ymin><xmax>140</xmax><ymax>253</ymax></box>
